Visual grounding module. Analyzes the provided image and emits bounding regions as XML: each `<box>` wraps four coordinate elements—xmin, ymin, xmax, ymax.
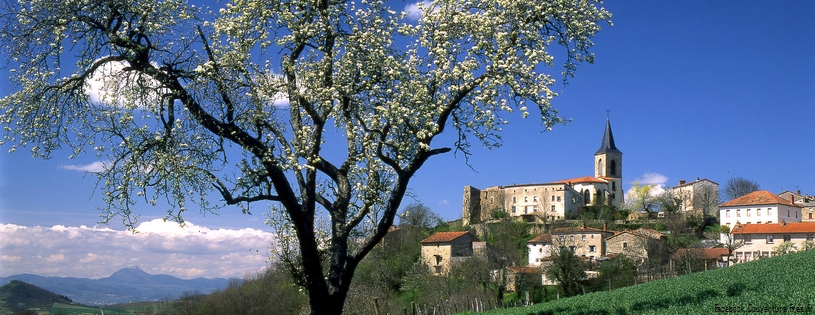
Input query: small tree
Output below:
<box><xmin>545</xmin><ymin>247</ymin><xmax>586</xmax><ymax>297</ymax></box>
<box><xmin>717</xmin><ymin>225</ymin><xmax>743</xmax><ymax>266</ymax></box>
<box><xmin>773</xmin><ymin>241</ymin><xmax>798</xmax><ymax>255</ymax></box>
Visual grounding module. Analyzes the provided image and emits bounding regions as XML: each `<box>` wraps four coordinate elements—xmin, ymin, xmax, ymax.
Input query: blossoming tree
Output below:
<box><xmin>0</xmin><ymin>0</ymin><xmax>611</xmax><ymax>313</ymax></box>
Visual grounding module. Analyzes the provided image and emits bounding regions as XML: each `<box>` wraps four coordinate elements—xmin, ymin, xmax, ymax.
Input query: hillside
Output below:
<box><xmin>0</xmin><ymin>267</ymin><xmax>233</xmax><ymax>305</ymax></box>
<box><xmin>475</xmin><ymin>249</ymin><xmax>815</xmax><ymax>314</ymax></box>
<box><xmin>0</xmin><ymin>280</ymin><xmax>72</xmax><ymax>314</ymax></box>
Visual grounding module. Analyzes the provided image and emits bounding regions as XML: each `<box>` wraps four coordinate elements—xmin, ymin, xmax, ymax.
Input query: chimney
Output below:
<box><xmin>679</xmin><ymin>180</ymin><xmax>686</xmax><ymax>185</ymax></box>
<box><xmin>781</xmin><ymin>220</ymin><xmax>786</xmax><ymax>226</ymax></box>
<box><xmin>791</xmin><ymin>195</ymin><xmax>795</xmax><ymax>203</ymax></box>
<box><xmin>603</xmin><ymin>222</ymin><xmax>608</xmax><ymax>231</ymax></box>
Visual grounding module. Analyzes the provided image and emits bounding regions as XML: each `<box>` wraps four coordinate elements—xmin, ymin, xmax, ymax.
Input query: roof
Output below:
<box><xmin>420</xmin><ymin>231</ymin><xmax>473</xmax><ymax>244</ymax></box>
<box><xmin>595</xmin><ymin>119</ymin><xmax>621</xmax><ymax>155</ymax></box>
<box><xmin>553</xmin><ymin>226</ymin><xmax>610</xmax><ymax>234</ymax></box>
<box><xmin>719</xmin><ymin>190</ymin><xmax>798</xmax><ymax>207</ymax></box>
<box><xmin>673</xmin><ymin>178</ymin><xmax>719</xmax><ymax>189</ymax></box>
<box><xmin>606</xmin><ymin>228</ymin><xmax>664</xmax><ymax>240</ymax></box>
<box><xmin>527</xmin><ymin>234</ymin><xmax>552</xmax><ymax>244</ymax></box>
<box><xmin>672</xmin><ymin>248</ymin><xmax>730</xmax><ymax>260</ymax></box>
<box><xmin>731</xmin><ymin>222</ymin><xmax>815</xmax><ymax>235</ymax></box>
<box><xmin>552</xmin><ymin>176</ymin><xmax>608</xmax><ymax>185</ymax></box>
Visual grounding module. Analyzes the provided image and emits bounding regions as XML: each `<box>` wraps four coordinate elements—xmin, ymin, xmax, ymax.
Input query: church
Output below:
<box><xmin>462</xmin><ymin>119</ymin><xmax>623</xmax><ymax>225</ymax></box>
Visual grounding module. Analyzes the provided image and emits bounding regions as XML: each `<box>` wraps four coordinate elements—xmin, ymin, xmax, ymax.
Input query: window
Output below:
<box><xmin>591</xmin><ymin>235</ymin><xmax>595</xmax><ymax>239</ymax></box>
<box><xmin>784</xmin><ymin>235</ymin><xmax>791</xmax><ymax>242</ymax></box>
<box><xmin>744</xmin><ymin>235</ymin><xmax>752</xmax><ymax>244</ymax></box>
<box><xmin>533</xmin><ymin>196</ymin><xmax>538</xmax><ymax>202</ymax></box>
<box><xmin>788</xmin><ymin>209</ymin><xmax>790</xmax><ymax>217</ymax></box>
<box><xmin>569</xmin><ymin>246</ymin><xmax>576</xmax><ymax>252</ymax></box>
<box><xmin>557</xmin><ymin>196</ymin><xmax>562</xmax><ymax>202</ymax></box>
<box><xmin>747</xmin><ymin>209</ymin><xmax>751</xmax><ymax>217</ymax></box>
<box><xmin>533</xmin><ymin>206</ymin><xmax>538</xmax><ymax>212</ymax></box>
<box><xmin>512</xmin><ymin>206</ymin><xmax>516</xmax><ymax>213</ymax></box>
<box><xmin>434</xmin><ymin>266</ymin><xmax>442</xmax><ymax>273</ymax></box>
<box><xmin>552</xmin><ymin>196</ymin><xmax>556</xmax><ymax>202</ymax></box>
<box><xmin>766</xmin><ymin>235</ymin><xmax>774</xmax><ymax>244</ymax></box>
<box><xmin>524</xmin><ymin>196</ymin><xmax>528</xmax><ymax>202</ymax></box>
<box><xmin>623</xmin><ymin>242</ymin><xmax>628</xmax><ymax>249</ymax></box>
<box><xmin>570</xmin><ymin>236</ymin><xmax>574</xmax><ymax>241</ymax></box>
<box><xmin>513</xmin><ymin>197</ymin><xmax>516</xmax><ymax>202</ymax></box>
<box><xmin>551</xmin><ymin>205</ymin><xmax>555</xmax><ymax>212</ymax></box>
<box><xmin>768</xmin><ymin>208</ymin><xmax>772</xmax><ymax>215</ymax></box>
<box><xmin>582</xmin><ymin>235</ymin><xmax>586</xmax><ymax>241</ymax></box>
<box><xmin>737</xmin><ymin>210</ymin><xmax>741</xmax><ymax>217</ymax></box>
<box><xmin>726</xmin><ymin>210</ymin><xmax>731</xmax><ymax>218</ymax></box>
<box><xmin>434</xmin><ymin>255</ymin><xmax>442</xmax><ymax>265</ymax></box>
<box><xmin>589</xmin><ymin>245</ymin><xmax>596</xmax><ymax>253</ymax></box>
<box><xmin>810</xmin><ymin>213</ymin><xmax>813</xmax><ymax>220</ymax></box>
<box><xmin>757</xmin><ymin>208</ymin><xmax>762</xmax><ymax>216</ymax></box>
<box><xmin>539</xmin><ymin>248</ymin><xmax>543</xmax><ymax>253</ymax></box>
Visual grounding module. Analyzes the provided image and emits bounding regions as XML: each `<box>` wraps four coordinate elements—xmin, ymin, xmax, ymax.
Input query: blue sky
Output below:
<box><xmin>1</xmin><ymin>1</ymin><xmax>814</xmax><ymax>278</ymax></box>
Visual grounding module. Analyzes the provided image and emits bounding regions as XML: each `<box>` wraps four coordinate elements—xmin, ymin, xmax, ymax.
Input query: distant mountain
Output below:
<box><xmin>0</xmin><ymin>280</ymin><xmax>73</xmax><ymax>313</ymax></box>
<box><xmin>0</xmin><ymin>267</ymin><xmax>235</xmax><ymax>305</ymax></box>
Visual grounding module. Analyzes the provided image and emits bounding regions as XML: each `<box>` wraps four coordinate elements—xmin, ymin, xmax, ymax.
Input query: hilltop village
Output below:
<box><xmin>381</xmin><ymin>118</ymin><xmax>815</xmax><ymax>305</ymax></box>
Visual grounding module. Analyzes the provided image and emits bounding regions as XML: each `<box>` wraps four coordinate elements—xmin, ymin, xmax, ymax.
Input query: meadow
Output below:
<box><xmin>469</xmin><ymin>249</ymin><xmax>815</xmax><ymax>315</ymax></box>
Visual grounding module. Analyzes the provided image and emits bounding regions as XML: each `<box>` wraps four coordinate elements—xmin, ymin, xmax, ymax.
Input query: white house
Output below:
<box><xmin>527</xmin><ymin>234</ymin><xmax>553</xmax><ymax>266</ymax></box>
<box><xmin>730</xmin><ymin>222</ymin><xmax>815</xmax><ymax>264</ymax></box>
<box><xmin>719</xmin><ymin>190</ymin><xmax>801</xmax><ymax>230</ymax></box>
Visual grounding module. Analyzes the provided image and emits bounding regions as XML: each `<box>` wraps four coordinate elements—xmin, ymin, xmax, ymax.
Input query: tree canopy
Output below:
<box><xmin>0</xmin><ymin>0</ymin><xmax>611</xmax><ymax>313</ymax></box>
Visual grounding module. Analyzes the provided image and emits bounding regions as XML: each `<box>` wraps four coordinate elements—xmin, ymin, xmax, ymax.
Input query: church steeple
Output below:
<box><xmin>595</xmin><ymin>119</ymin><xmax>621</xmax><ymax>155</ymax></box>
<box><xmin>594</xmin><ymin>118</ymin><xmax>623</xmax><ymax>207</ymax></box>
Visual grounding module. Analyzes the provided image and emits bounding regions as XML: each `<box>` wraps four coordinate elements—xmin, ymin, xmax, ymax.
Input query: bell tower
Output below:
<box><xmin>594</xmin><ymin>118</ymin><xmax>623</xmax><ymax>207</ymax></box>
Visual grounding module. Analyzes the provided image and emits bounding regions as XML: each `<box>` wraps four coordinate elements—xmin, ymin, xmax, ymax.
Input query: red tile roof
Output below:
<box><xmin>420</xmin><ymin>231</ymin><xmax>472</xmax><ymax>243</ymax></box>
<box><xmin>672</xmin><ymin>248</ymin><xmax>730</xmax><ymax>260</ymax></box>
<box><xmin>719</xmin><ymin>190</ymin><xmax>798</xmax><ymax>207</ymax></box>
<box><xmin>731</xmin><ymin>222</ymin><xmax>815</xmax><ymax>235</ymax></box>
<box><xmin>527</xmin><ymin>234</ymin><xmax>552</xmax><ymax>244</ymax></box>
<box><xmin>553</xmin><ymin>226</ymin><xmax>609</xmax><ymax>234</ymax></box>
<box><xmin>552</xmin><ymin>176</ymin><xmax>608</xmax><ymax>184</ymax></box>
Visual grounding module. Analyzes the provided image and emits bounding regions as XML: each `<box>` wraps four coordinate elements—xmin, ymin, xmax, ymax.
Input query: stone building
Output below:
<box><xmin>551</xmin><ymin>225</ymin><xmax>614</xmax><ymax>262</ymax></box>
<box><xmin>462</xmin><ymin>119</ymin><xmax>623</xmax><ymax>225</ymax></box>
<box><xmin>779</xmin><ymin>190</ymin><xmax>815</xmax><ymax>221</ymax></box>
<box><xmin>605</xmin><ymin>228</ymin><xmax>667</xmax><ymax>265</ymax></box>
<box><xmin>670</xmin><ymin>178</ymin><xmax>719</xmax><ymax>213</ymax></box>
<box><xmin>420</xmin><ymin>231</ymin><xmax>481</xmax><ymax>275</ymax></box>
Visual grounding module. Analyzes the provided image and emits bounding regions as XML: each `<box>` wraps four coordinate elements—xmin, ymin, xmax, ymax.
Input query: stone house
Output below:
<box><xmin>605</xmin><ymin>228</ymin><xmax>667</xmax><ymax>265</ymax></box>
<box><xmin>779</xmin><ymin>190</ymin><xmax>815</xmax><ymax>222</ymax></box>
<box><xmin>671</xmin><ymin>178</ymin><xmax>719</xmax><ymax>213</ymax></box>
<box><xmin>420</xmin><ymin>231</ymin><xmax>481</xmax><ymax>275</ymax></box>
<box><xmin>551</xmin><ymin>225</ymin><xmax>614</xmax><ymax>262</ymax></box>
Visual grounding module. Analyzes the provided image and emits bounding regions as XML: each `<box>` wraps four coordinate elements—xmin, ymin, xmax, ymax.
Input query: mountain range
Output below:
<box><xmin>0</xmin><ymin>267</ymin><xmax>234</xmax><ymax>305</ymax></box>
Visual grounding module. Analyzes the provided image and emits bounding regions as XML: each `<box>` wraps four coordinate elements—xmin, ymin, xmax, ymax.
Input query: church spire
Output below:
<box><xmin>595</xmin><ymin>119</ymin><xmax>621</xmax><ymax>155</ymax></box>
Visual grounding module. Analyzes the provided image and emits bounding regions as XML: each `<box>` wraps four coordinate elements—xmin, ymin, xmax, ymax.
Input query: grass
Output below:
<box><xmin>464</xmin><ymin>249</ymin><xmax>815</xmax><ymax>314</ymax></box>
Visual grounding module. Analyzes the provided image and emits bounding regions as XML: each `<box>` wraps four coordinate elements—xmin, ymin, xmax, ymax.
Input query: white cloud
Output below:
<box><xmin>403</xmin><ymin>1</ymin><xmax>433</xmax><ymax>21</ymax></box>
<box><xmin>0</xmin><ymin>220</ymin><xmax>274</xmax><ymax>279</ymax></box>
<box><xmin>60</xmin><ymin>161</ymin><xmax>107</xmax><ymax>173</ymax></box>
<box><xmin>632</xmin><ymin>172</ymin><xmax>668</xmax><ymax>186</ymax></box>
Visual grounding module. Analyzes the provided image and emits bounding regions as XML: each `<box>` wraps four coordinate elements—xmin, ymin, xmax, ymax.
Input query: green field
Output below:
<box><xmin>51</xmin><ymin>302</ymin><xmax>165</xmax><ymax>315</ymax></box>
<box><xmin>469</xmin><ymin>249</ymin><xmax>815</xmax><ymax>315</ymax></box>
